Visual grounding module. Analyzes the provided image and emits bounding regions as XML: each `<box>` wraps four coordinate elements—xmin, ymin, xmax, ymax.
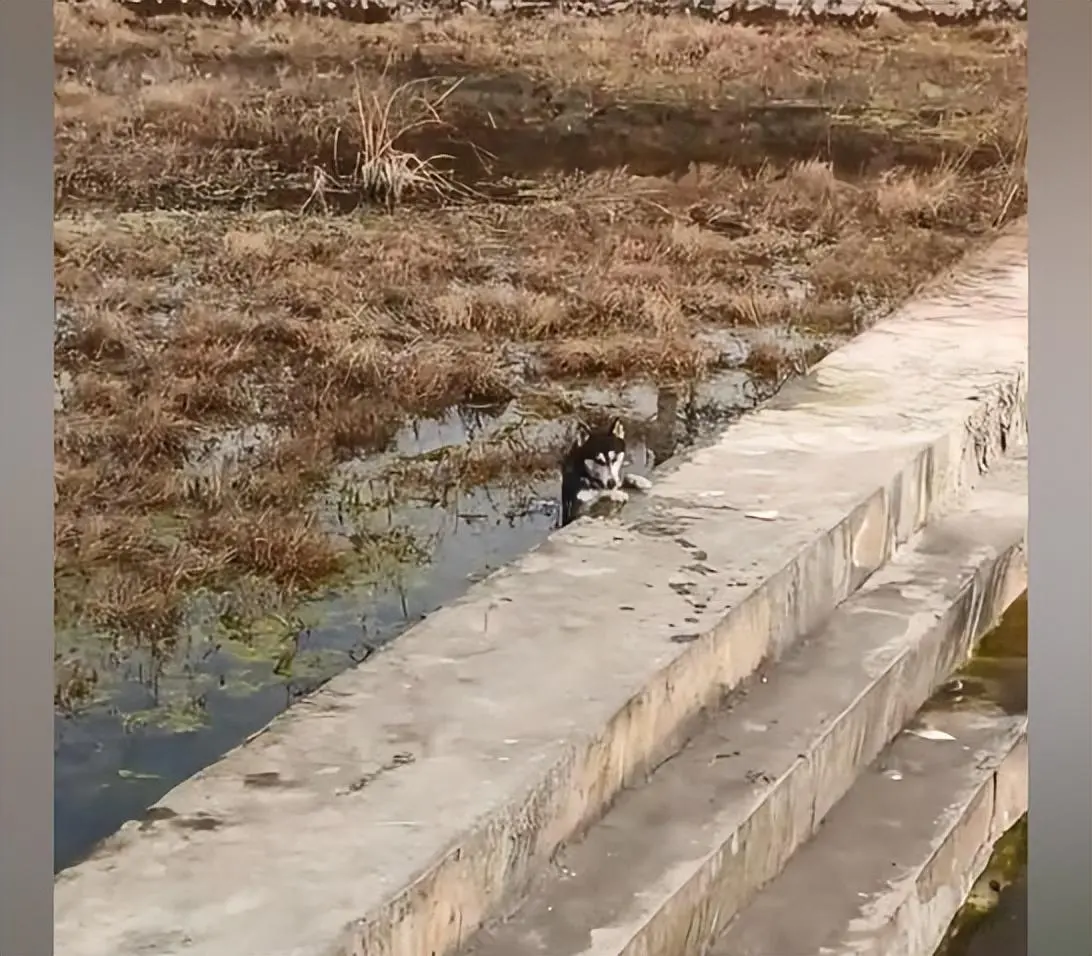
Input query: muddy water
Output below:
<box><xmin>54</xmin><ymin>361</ymin><xmax>773</xmax><ymax>872</ymax></box>
<box><xmin>933</xmin><ymin>591</ymin><xmax>1028</xmax><ymax>956</ymax></box>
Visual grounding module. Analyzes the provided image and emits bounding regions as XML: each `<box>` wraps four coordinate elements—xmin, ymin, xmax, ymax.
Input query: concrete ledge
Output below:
<box><xmin>711</xmin><ymin>709</ymin><xmax>1028</xmax><ymax>956</ymax></box>
<box><xmin>54</xmin><ymin>234</ymin><xmax>1027</xmax><ymax>956</ymax></box>
<box><xmin>463</xmin><ymin>451</ymin><xmax>1027</xmax><ymax>956</ymax></box>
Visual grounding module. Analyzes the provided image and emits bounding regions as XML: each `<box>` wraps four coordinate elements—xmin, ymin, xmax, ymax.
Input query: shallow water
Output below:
<box><xmin>54</xmin><ymin>360</ymin><xmax>771</xmax><ymax>872</ymax></box>
<box><xmin>973</xmin><ymin>877</ymin><xmax>1027</xmax><ymax>955</ymax></box>
<box><xmin>953</xmin><ymin>872</ymin><xmax>1026</xmax><ymax>956</ymax></box>
<box><xmin>928</xmin><ymin>590</ymin><xmax>1028</xmax><ymax>720</ymax></box>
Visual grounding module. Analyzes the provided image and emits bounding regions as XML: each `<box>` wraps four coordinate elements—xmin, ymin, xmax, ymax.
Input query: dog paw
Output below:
<box><xmin>607</xmin><ymin>488</ymin><xmax>630</xmax><ymax>503</ymax></box>
<box><xmin>575</xmin><ymin>488</ymin><xmax>601</xmax><ymax>504</ymax></box>
<box><xmin>623</xmin><ymin>474</ymin><xmax>653</xmax><ymax>491</ymax></box>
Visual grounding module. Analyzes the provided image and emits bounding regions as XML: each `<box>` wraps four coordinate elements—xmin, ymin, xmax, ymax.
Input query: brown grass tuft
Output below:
<box><xmin>52</xmin><ymin>4</ymin><xmax>1026</xmax><ymax>711</ymax></box>
<box><xmin>306</xmin><ymin>75</ymin><xmax>469</xmax><ymax>212</ymax></box>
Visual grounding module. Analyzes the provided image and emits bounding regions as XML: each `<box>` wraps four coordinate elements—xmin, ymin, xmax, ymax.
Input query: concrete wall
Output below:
<box><xmin>54</xmin><ymin>227</ymin><xmax>1028</xmax><ymax>956</ymax></box>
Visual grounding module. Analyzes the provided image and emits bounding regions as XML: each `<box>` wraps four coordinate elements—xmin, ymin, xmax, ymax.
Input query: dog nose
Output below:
<box><xmin>605</xmin><ymin>477</ymin><xmax>618</xmax><ymax>490</ymax></box>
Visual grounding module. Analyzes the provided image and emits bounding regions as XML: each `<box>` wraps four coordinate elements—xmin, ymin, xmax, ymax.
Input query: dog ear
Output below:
<box><xmin>609</xmin><ymin>417</ymin><xmax>625</xmax><ymax>440</ymax></box>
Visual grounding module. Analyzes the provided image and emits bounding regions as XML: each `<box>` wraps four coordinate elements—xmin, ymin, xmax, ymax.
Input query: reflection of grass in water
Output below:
<box><xmin>85</xmin><ymin>432</ymin><xmax>561</xmax><ymax>730</ymax></box>
<box><xmin>54</xmin><ymin>515</ymin><xmax>434</xmax><ymax>725</ymax></box>
<box><xmin>119</xmin><ymin>641</ymin><xmax>356</xmax><ymax>735</ymax></box>
<box><xmin>123</xmin><ymin>695</ymin><xmax>210</xmax><ymax>735</ymax></box>
<box><xmin>361</xmin><ymin>418</ymin><xmax>564</xmax><ymax>511</ymax></box>
<box><xmin>102</xmin><ymin>608</ymin><xmax>374</xmax><ymax>734</ymax></box>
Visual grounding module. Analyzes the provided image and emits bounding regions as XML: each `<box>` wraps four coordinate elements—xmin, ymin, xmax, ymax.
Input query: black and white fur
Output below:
<box><xmin>559</xmin><ymin>417</ymin><xmax>653</xmax><ymax>527</ymax></box>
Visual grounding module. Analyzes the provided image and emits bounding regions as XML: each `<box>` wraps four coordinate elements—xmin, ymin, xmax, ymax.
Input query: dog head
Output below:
<box><xmin>579</xmin><ymin>417</ymin><xmax>627</xmax><ymax>490</ymax></box>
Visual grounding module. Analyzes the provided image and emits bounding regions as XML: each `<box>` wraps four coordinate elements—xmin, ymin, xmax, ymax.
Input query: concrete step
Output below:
<box><xmin>709</xmin><ymin>707</ymin><xmax>1027</xmax><ymax>956</ymax></box>
<box><xmin>461</xmin><ymin>450</ymin><xmax>1027</xmax><ymax>956</ymax></box>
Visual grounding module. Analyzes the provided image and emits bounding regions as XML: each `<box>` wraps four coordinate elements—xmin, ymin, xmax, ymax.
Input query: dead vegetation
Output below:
<box><xmin>53</xmin><ymin>0</ymin><xmax>1026</xmax><ymax>715</ymax></box>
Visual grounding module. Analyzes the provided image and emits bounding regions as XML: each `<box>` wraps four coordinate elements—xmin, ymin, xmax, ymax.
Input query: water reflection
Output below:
<box><xmin>54</xmin><ymin>363</ymin><xmax>775</xmax><ymax>872</ymax></box>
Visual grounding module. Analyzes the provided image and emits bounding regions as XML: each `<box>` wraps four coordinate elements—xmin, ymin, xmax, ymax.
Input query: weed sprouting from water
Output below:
<box><xmin>305</xmin><ymin>72</ymin><xmax>474</xmax><ymax>213</ymax></box>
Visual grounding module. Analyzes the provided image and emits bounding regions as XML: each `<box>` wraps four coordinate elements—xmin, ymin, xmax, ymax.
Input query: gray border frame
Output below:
<box><xmin>1029</xmin><ymin>3</ymin><xmax>1092</xmax><ymax>954</ymax></box>
<box><xmin>0</xmin><ymin>0</ymin><xmax>54</xmax><ymax>949</ymax></box>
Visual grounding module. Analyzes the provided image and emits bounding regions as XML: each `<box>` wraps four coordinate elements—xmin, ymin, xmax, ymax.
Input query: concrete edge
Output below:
<box><xmin>343</xmin><ymin>366</ymin><xmax>1026</xmax><ymax>956</ymax></box>
<box><xmin>845</xmin><ymin>733</ymin><xmax>1029</xmax><ymax>956</ymax></box>
<box><xmin>709</xmin><ymin>711</ymin><xmax>1028</xmax><ymax>956</ymax></box>
<box><xmin>643</xmin><ymin>558</ymin><xmax>1030</xmax><ymax>956</ymax></box>
<box><xmin>651</xmin><ymin>495</ymin><xmax>1029</xmax><ymax>956</ymax></box>
<box><xmin>461</xmin><ymin>453</ymin><xmax>1027</xmax><ymax>956</ymax></box>
<box><xmin>52</xmin><ymin>240</ymin><xmax>1028</xmax><ymax>956</ymax></box>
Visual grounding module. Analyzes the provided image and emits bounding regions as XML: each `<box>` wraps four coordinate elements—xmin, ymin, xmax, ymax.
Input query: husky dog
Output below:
<box><xmin>559</xmin><ymin>417</ymin><xmax>653</xmax><ymax>527</ymax></box>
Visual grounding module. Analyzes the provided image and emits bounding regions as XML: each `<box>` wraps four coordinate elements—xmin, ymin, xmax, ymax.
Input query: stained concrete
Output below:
<box><xmin>463</xmin><ymin>452</ymin><xmax>1026</xmax><ymax>956</ymax></box>
<box><xmin>710</xmin><ymin>710</ymin><xmax>1028</xmax><ymax>956</ymax></box>
<box><xmin>53</xmin><ymin>233</ymin><xmax>1027</xmax><ymax>956</ymax></box>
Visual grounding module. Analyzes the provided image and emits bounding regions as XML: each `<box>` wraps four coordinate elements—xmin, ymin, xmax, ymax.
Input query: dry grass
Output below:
<box><xmin>53</xmin><ymin>2</ymin><xmax>1026</xmax><ymax>205</ymax></box>
<box><xmin>303</xmin><ymin>73</ymin><xmax>474</xmax><ymax>212</ymax></box>
<box><xmin>53</xmin><ymin>0</ymin><xmax>1026</xmax><ymax>711</ymax></box>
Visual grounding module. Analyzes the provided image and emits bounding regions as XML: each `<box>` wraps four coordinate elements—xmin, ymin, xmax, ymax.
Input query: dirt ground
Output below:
<box><xmin>53</xmin><ymin>0</ymin><xmax>1026</xmax><ymax>712</ymax></box>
